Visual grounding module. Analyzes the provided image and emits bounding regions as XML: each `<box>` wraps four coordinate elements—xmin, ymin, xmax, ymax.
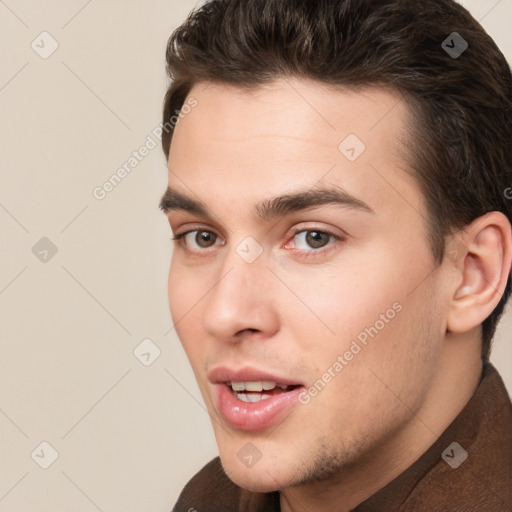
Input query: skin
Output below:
<box><xmin>162</xmin><ymin>79</ymin><xmax>512</xmax><ymax>512</ymax></box>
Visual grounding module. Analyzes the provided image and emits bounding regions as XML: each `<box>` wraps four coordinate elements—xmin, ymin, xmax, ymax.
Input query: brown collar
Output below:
<box><xmin>353</xmin><ymin>361</ymin><xmax>512</xmax><ymax>511</ymax></box>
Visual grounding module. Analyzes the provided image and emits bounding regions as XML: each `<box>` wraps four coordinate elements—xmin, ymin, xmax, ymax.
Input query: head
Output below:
<box><xmin>160</xmin><ymin>0</ymin><xmax>512</xmax><ymax>493</ymax></box>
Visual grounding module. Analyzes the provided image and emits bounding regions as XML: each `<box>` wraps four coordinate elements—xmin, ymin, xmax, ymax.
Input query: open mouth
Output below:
<box><xmin>212</xmin><ymin>370</ymin><xmax>305</xmax><ymax>430</ymax></box>
<box><xmin>227</xmin><ymin>381</ymin><xmax>301</xmax><ymax>403</ymax></box>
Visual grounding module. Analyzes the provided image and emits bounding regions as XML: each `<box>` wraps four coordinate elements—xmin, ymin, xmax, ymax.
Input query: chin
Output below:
<box><xmin>219</xmin><ymin>455</ymin><xmax>294</xmax><ymax>493</ymax></box>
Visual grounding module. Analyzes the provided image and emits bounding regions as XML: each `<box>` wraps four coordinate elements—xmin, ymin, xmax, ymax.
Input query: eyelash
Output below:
<box><xmin>171</xmin><ymin>227</ymin><xmax>344</xmax><ymax>259</ymax></box>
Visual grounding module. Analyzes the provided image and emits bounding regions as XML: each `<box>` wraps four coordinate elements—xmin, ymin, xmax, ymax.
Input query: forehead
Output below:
<box><xmin>167</xmin><ymin>78</ymin><xmax>422</xmax><ymax>223</ymax></box>
<box><xmin>174</xmin><ymin>79</ymin><xmax>409</xmax><ymax>145</ymax></box>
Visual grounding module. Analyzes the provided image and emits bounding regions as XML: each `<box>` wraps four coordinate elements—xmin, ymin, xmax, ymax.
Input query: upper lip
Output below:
<box><xmin>208</xmin><ymin>366</ymin><xmax>304</xmax><ymax>386</ymax></box>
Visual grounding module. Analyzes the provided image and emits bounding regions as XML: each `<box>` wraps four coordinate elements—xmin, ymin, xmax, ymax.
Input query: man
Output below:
<box><xmin>159</xmin><ymin>0</ymin><xmax>512</xmax><ymax>510</ymax></box>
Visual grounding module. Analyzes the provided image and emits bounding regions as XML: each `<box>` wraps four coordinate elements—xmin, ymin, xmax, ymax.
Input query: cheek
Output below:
<box><xmin>167</xmin><ymin>259</ymin><xmax>179</xmax><ymax>314</ymax></box>
<box><xmin>280</xmin><ymin>246</ymin><xmax>437</xmax><ymax>392</ymax></box>
<box><xmin>278</xmin><ymin>256</ymin><xmax>406</xmax><ymax>352</ymax></box>
<box><xmin>297</xmin><ymin>301</ymin><xmax>440</xmax><ymax>444</ymax></box>
<box><xmin>167</xmin><ymin>259</ymin><xmax>201</xmax><ymax>352</ymax></box>
<box><xmin>167</xmin><ymin>257</ymin><xmax>200</xmax><ymax>321</ymax></box>
<box><xmin>327</xmin><ymin>282</ymin><xmax>442</xmax><ymax>422</ymax></box>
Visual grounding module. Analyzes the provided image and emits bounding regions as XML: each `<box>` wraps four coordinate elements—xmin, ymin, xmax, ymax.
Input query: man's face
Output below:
<box><xmin>163</xmin><ymin>79</ymin><xmax>449</xmax><ymax>491</ymax></box>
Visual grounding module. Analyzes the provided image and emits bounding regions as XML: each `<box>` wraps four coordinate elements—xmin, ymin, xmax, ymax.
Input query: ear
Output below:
<box><xmin>446</xmin><ymin>212</ymin><xmax>512</xmax><ymax>334</ymax></box>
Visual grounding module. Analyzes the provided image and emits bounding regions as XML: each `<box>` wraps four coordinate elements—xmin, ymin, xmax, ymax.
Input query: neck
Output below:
<box><xmin>280</xmin><ymin>332</ymin><xmax>483</xmax><ymax>512</ymax></box>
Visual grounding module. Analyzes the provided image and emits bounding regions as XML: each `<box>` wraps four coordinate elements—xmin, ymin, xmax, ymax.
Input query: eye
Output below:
<box><xmin>172</xmin><ymin>227</ymin><xmax>344</xmax><ymax>257</ymax></box>
<box><xmin>172</xmin><ymin>229</ymin><xmax>223</xmax><ymax>252</ymax></box>
<box><xmin>287</xmin><ymin>228</ymin><xmax>343</xmax><ymax>254</ymax></box>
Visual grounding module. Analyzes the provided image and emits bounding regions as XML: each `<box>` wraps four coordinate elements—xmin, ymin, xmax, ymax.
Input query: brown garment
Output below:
<box><xmin>173</xmin><ymin>362</ymin><xmax>512</xmax><ymax>511</ymax></box>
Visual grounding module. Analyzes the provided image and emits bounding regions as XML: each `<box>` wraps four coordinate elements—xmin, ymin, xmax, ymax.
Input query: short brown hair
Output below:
<box><xmin>162</xmin><ymin>0</ymin><xmax>512</xmax><ymax>361</ymax></box>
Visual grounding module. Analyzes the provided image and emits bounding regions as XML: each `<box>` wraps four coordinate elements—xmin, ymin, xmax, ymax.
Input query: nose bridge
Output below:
<box><xmin>213</xmin><ymin>233</ymin><xmax>268</xmax><ymax>298</ymax></box>
<box><xmin>201</xmin><ymin>241</ymin><xmax>275</xmax><ymax>339</ymax></box>
<box><xmin>209</xmin><ymin>245</ymin><xmax>266</xmax><ymax>312</ymax></box>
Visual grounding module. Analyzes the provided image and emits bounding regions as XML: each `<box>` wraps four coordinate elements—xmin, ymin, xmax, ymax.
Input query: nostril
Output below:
<box><xmin>235</xmin><ymin>328</ymin><xmax>259</xmax><ymax>336</ymax></box>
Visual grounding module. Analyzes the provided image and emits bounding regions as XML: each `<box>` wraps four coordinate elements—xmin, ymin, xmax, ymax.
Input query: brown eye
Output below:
<box><xmin>195</xmin><ymin>231</ymin><xmax>217</xmax><ymax>248</ymax></box>
<box><xmin>173</xmin><ymin>229</ymin><xmax>223</xmax><ymax>256</ymax></box>
<box><xmin>286</xmin><ymin>228</ymin><xmax>345</xmax><ymax>258</ymax></box>
<box><xmin>173</xmin><ymin>229</ymin><xmax>223</xmax><ymax>252</ymax></box>
<box><xmin>304</xmin><ymin>231</ymin><xmax>330</xmax><ymax>249</ymax></box>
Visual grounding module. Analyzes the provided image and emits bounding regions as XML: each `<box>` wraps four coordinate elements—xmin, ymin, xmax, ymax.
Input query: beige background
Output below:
<box><xmin>0</xmin><ymin>1</ymin><xmax>510</xmax><ymax>510</ymax></box>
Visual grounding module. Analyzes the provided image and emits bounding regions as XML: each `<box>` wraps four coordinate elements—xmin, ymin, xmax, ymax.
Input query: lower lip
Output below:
<box><xmin>214</xmin><ymin>384</ymin><xmax>304</xmax><ymax>431</ymax></box>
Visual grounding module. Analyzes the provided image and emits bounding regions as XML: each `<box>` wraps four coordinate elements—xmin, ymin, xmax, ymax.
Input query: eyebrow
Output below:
<box><xmin>159</xmin><ymin>185</ymin><xmax>375</xmax><ymax>221</ymax></box>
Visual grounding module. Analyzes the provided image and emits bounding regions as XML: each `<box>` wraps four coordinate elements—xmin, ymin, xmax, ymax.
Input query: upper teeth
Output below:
<box><xmin>229</xmin><ymin>381</ymin><xmax>289</xmax><ymax>392</ymax></box>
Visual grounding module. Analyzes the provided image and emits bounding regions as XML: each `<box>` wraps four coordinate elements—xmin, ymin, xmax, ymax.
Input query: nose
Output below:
<box><xmin>201</xmin><ymin>250</ymin><xmax>280</xmax><ymax>343</ymax></box>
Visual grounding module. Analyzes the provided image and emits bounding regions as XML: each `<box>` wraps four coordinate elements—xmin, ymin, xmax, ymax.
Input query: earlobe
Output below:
<box><xmin>446</xmin><ymin>212</ymin><xmax>512</xmax><ymax>334</ymax></box>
